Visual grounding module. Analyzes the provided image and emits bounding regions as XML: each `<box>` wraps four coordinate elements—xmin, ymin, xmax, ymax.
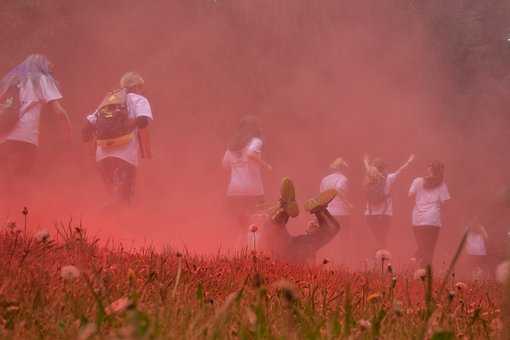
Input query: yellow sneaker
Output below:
<box><xmin>304</xmin><ymin>189</ymin><xmax>337</xmax><ymax>213</ymax></box>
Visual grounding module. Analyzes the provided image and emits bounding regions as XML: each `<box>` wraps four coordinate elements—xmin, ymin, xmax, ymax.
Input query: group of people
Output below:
<box><xmin>222</xmin><ymin>116</ymin><xmax>453</xmax><ymax>266</ymax></box>
<box><xmin>0</xmin><ymin>54</ymin><xmax>153</xmax><ymax>216</ymax></box>
<box><xmin>0</xmin><ymin>54</ymin><xmax>489</xmax><ymax>271</ymax></box>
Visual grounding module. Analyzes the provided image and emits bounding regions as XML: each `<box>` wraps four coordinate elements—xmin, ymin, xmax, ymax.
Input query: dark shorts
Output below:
<box><xmin>98</xmin><ymin>157</ymin><xmax>137</xmax><ymax>204</ymax></box>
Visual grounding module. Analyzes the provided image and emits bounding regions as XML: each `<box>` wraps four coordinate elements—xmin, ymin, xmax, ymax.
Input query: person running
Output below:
<box><xmin>0</xmin><ymin>54</ymin><xmax>71</xmax><ymax>216</ymax></box>
<box><xmin>222</xmin><ymin>115</ymin><xmax>272</xmax><ymax>234</ymax></box>
<box><xmin>82</xmin><ymin>72</ymin><xmax>153</xmax><ymax>207</ymax></box>
<box><xmin>363</xmin><ymin>154</ymin><xmax>414</xmax><ymax>250</ymax></box>
<box><xmin>409</xmin><ymin>161</ymin><xmax>450</xmax><ymax>266</ymax></box>
<box><xmin>261</xmin><ymin>178</ymin><xmax>340</xmax><ymax>264</ymax></box>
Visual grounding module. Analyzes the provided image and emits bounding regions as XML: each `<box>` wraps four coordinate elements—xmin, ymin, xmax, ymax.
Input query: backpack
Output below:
<box><xmin>365</xmin><ymin>178</ymin><xmax>387</xmax><ymax>207</ymax></box>
<box><xmin>0</xmin><ymin>85</ymin><xmax>21</xmax><ymax>134</ymax></box>
<box><xmin>95</xmin><ymin>89</ymin><xmax>132</xmax><ymax>142</ymax></box>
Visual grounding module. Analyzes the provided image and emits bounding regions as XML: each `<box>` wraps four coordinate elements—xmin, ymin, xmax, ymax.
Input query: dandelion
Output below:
<box><xmin>61</xmin><ymin>265</ymin><xmax>80</xmax><ymax>281</ymax></box>
<box><xmin>105</xmin><ymin>297</ymin><xmax>132</xmax><ymax>315</ymax></box>
<box><xmin>322</xmin><ymin>258</ymin><xmax>330</xmax><ymax>265</ymax></box>
<box><xmin>414</xmin><ymin>268</ymin><xmax>427</xmax><ymax>281</ymax></box>
<box><xmin>5</xmin><ymin>220</ymin><xmax>16</xmax><ymax>230</ymax></box>
<box><xmin>34</xmin><ymin>229</ymin><xmax>51</xmax><ymax>243</ymax></box>
<box><xmin>249</xmin><ymin>224</ymin><xmax>258</xmax><ymax>233</ymax></box>
<box><xmin>274</xmin><ymin>280</ymin><xmax>297</xmax><ymax>303</ymax></box>
<box><xmin>375</xmin><ymin>249</ymin><xmax>392</xmax><ymax>261</ymax></box>
<box><xmin>358</xmin><ymin>319</ymin><xmax>372</xmax><ymax>330</ymax></box>
<box><xmin>495</xmin><ymin>261</ymin><xmax>510</xmax><ymax>284</ymax></box>
<box><xmin>455</xmin><ymin>282</ymin><xmax>467</xmax><ymax>291</ymax></box>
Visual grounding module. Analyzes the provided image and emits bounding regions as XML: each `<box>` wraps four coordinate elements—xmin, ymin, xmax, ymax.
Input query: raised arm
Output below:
<box><xmin>395</xmin><ymin>154</ymin><xmax>415</xmax><ymax>174</ymax></box>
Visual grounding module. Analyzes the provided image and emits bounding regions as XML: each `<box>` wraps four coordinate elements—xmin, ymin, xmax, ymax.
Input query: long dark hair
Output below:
<box><xmin>423</xmin><ymin>161</ymin><xmax>445</xmax><ymax>189</ymax></box>
<box><xmin>228</xmin><ymin>115</ymin><xmax>261</xmax><ymax>152</ymax></box>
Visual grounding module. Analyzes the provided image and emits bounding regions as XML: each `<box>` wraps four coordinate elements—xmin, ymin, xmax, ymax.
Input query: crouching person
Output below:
<box><xmin>82</xmin><ymin>72</ymin><xmax>153</xmax><ymax>207</ymax></box>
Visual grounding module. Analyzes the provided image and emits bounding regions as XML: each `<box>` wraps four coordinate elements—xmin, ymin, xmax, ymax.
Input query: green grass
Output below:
<box><xmin>0</xmin><ymin>223</ymin><xmax>504</xmax><ymax>339</ymax></box>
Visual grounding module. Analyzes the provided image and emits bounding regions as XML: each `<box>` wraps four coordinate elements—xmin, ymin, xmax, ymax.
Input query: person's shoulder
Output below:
<box><xmin>127</xmin><ymin>92</ymin><xmax>149</xmax><ymax>103</ymax></box>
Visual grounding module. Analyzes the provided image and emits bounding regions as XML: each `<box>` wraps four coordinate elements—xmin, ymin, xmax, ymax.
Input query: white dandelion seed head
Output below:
<box><xmin>34</xmin><ymin>229</ymin><xmax>51</xmax><ymax>243</ymax></box>
<box><xmin>61</xmin><ymin>265</ymin><xmax>80</xmax><ymax>280</ymax></box>
<box><xmin>249</xmin><ymin>224</ymin><xmax>258</xmax><ymax>233</ymax></box>
<box><xmin>414</xmin><ymin>268</ymin><xmax>427</xmax><ymax>280</ymax></box>
<box><xmin>105</xmin><ymin>297</ymin><xmax>132</xmax><ymax>315</ymax></box>
<box><xmin>455</xmin><ymin>282</ymin><xmax>467</xmax><ymax>290</ymax></box>
<box><xmin>358</xmin><ymin>319</ymin><xmax>372</xmax><ymax>329</ymax></box>
<box><xmin>375</xmin><ymin>249</ymin><xmax>392</xmax><ymax>261</ymax></box>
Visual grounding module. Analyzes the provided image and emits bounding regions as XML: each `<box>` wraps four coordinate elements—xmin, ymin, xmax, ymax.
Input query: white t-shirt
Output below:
<box><xmin>0</xmin><ymin>75</ymin><xmax>63</xmax><ymax>146</ymax></box>
<box><xmin>465</xmin><ymin>231</ymin><xmax>487</xmax><ymax>256</ymax></box>
<box><xmin>365</xmin><ymin>172</ymin><xmax>399</xmax><ymax>216</ymax></box>
<box><xmin>223</xmin><ymin>137</ymin><xmax>264</xmax><ymax>196</ymax></box>
<box><xmin>320</xmin><ymin>172</ymin><xmax>349</xmax><ymax>216</ymax></box>
<box><xmin>87</xmin><ymin>93</ymin><xmax>153</xmax><ymax>167</ymax></box>
<box><xmin>409</xmin><ymin>177</ymin><xmax>450</xmax><ymax>227</ymax></box>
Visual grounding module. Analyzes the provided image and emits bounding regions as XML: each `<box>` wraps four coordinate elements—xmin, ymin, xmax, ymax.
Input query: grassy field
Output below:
<box><xmin>0</xmin><ymin>222</ymin><xmax>506</xmax><ymax>339</ymax></box>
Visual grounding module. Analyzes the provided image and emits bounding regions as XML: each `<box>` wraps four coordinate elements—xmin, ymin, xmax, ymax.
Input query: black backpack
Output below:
<box><xmin>95</xmin><ymin>89</ymin><xmax>132</xmax><ymax>140</ymax></box>
<box><xmin>0</xmin><ymin>86</ymin><xmax>21</xmax><ymax>134</ymax></box>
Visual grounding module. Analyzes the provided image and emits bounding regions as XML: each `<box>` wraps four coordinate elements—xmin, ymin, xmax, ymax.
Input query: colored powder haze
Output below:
<box><xmin>1</xmin><ymin>1</ymin><xmax>510</xmax><ymax>268</ymax></box>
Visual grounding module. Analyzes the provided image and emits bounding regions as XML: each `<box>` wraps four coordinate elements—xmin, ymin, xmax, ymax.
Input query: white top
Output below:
<box><xmin>223</xmin><ymin>137</ymin><xmax>264</xmax><ymax>196</ymax></box>
<box><xmin>465</xmin><ymin>231</ymin><xmax>487</xmax><ymax>256</ymax></box>
<box><xmin>87</xmin><ymin>93</ymin><xmax>153</xmax><ymax>167</ymax></box>
<box><xmin>320</xmin><ymin>172</ymin><xmax>349</xmax><ymax>216</ymax></box>
<box><xmin>409</xmin><ymin>177</ymin><xmax>450</xmax><ymax>227</ymax></box>
<box><xmin>365</xmin><ymin>172</ymin><xmax>399</xmax><ymax>216</ymax></box>
<box><xmin>0</xmin><ymin>75</ymin><xmax>63</xmax><ymax>146</ymax></box>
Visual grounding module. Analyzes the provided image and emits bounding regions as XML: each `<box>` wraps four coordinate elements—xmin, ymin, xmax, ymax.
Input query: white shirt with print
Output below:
<box><xmin>365</xmin><ymin>171</ymin><xmax>400</xmax><ymax>216</ymax></box>
<box><xmin>87</xmin><ymin>93</ymin><xmax>153</xmax><ymax>167</ymax></box>
<box><xmin>0</xmin><ymin>75</ymin><xmax>63</xmax><ymax>146</ymax></box>
<box><xmin>223</xmin><ymin>137</ymin><xmax>264</xmax><ymax>197</ymax></box>
<box><xmin>409</xmin><ymin>177</ymin><xmax>450</xmax><ymax>227</ymax></box>
<box><xmin>320</xmin><ymin>172</ymin><xmax>349</xmax><ymax>216</ymax></box>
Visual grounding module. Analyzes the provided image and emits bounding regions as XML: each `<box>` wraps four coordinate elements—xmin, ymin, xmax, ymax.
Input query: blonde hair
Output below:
<box><xmin>120</xmin><ymin>72</ymin><xmax>144</xmax><ymax>89</ymax></box>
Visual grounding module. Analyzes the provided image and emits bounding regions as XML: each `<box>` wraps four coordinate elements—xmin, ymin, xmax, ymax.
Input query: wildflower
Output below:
<box><xmin>34</xmin><ymin>229</ymin><xmax>51</xmax><ymax>243</ymax></box>
<box><xmin>367</xmin><ymin>292</ymin><xmax>382</xmax><ymax>303</ymax></box>
<box><xmin>495</xmin><ymin>261</ymin><xmax>510</xmax><ymax>284</ymax></box>
<box><xmin>22</xmin><ymin>207</ymin><xmax>28</xmax><ymax>216</ymax></box>
<box><xmin>455</xmin><ymin>282</ymin><xmax>467</xmax><ymax>291</ymax></box>
<box><xmin>322</xmin><ymin>258</ymin><xmax>330</xmax><ymax>265</ymax></box>
<box><xmin>358</xmin><ymin>319</ymin><xmax>372</xmax><ymax>330</ymax></box>
<box><xmin>249</xmin><ymin>224</ymin><xmax>258</xmax><ymax>233</ymax></box>
<box><xmin>61</xmin><ymin>265</ymin><xmax>80</xmax><ymax>280</ymax></box>
<box><xmin>5</xmin><ymin>220</ymin><xmax>16</xmax><ymax>230</ymax></box>
<box><xmin>105</xmin><ymin>297</ymin><xmax>132</xmax><ymax>315</ymax></box>
<box><xmin>414</xmin><ymin>268</ymin><xmax>427</xmax><ymax>281</ymax></box>
<box><xmin>375</xmin><ymin>249</ymin><xmax>391</xmax><ymax>262</ymax></box>
<box><xmin>274</xmin><ymin>280</ymin><xmax>297</xmax><ymax>303</ymax></box>
<box><xmin>448</xmin><ymin>290</ymin><xmax>456</xmax><ymax>301</ymax></box>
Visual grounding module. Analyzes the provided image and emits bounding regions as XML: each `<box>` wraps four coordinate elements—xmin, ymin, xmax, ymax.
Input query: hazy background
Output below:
<box><xmin>1</xmin><ymin>0</ymin><xmax>510</xmax><ymax>268</ymax></box>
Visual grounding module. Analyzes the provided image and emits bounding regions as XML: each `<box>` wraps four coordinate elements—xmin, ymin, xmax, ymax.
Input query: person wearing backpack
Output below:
<box><xmin>0</xmin><ymin>54</ymin><xmax>71</xmax><ymax>216</ymax></box>
<box><xmin>82</xmin><ymin>72</ymin><xmax>153</xmax><ymax>207</ymax></box>
<box><xmin>409</xmin><ymin>161</ymin><xmax>450</xmax><ymax>266</ymax></box>
<box><xmin>364</xmin><ymin>154</ymin><xmax>414</xmax><ymax>251</ymax></box>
